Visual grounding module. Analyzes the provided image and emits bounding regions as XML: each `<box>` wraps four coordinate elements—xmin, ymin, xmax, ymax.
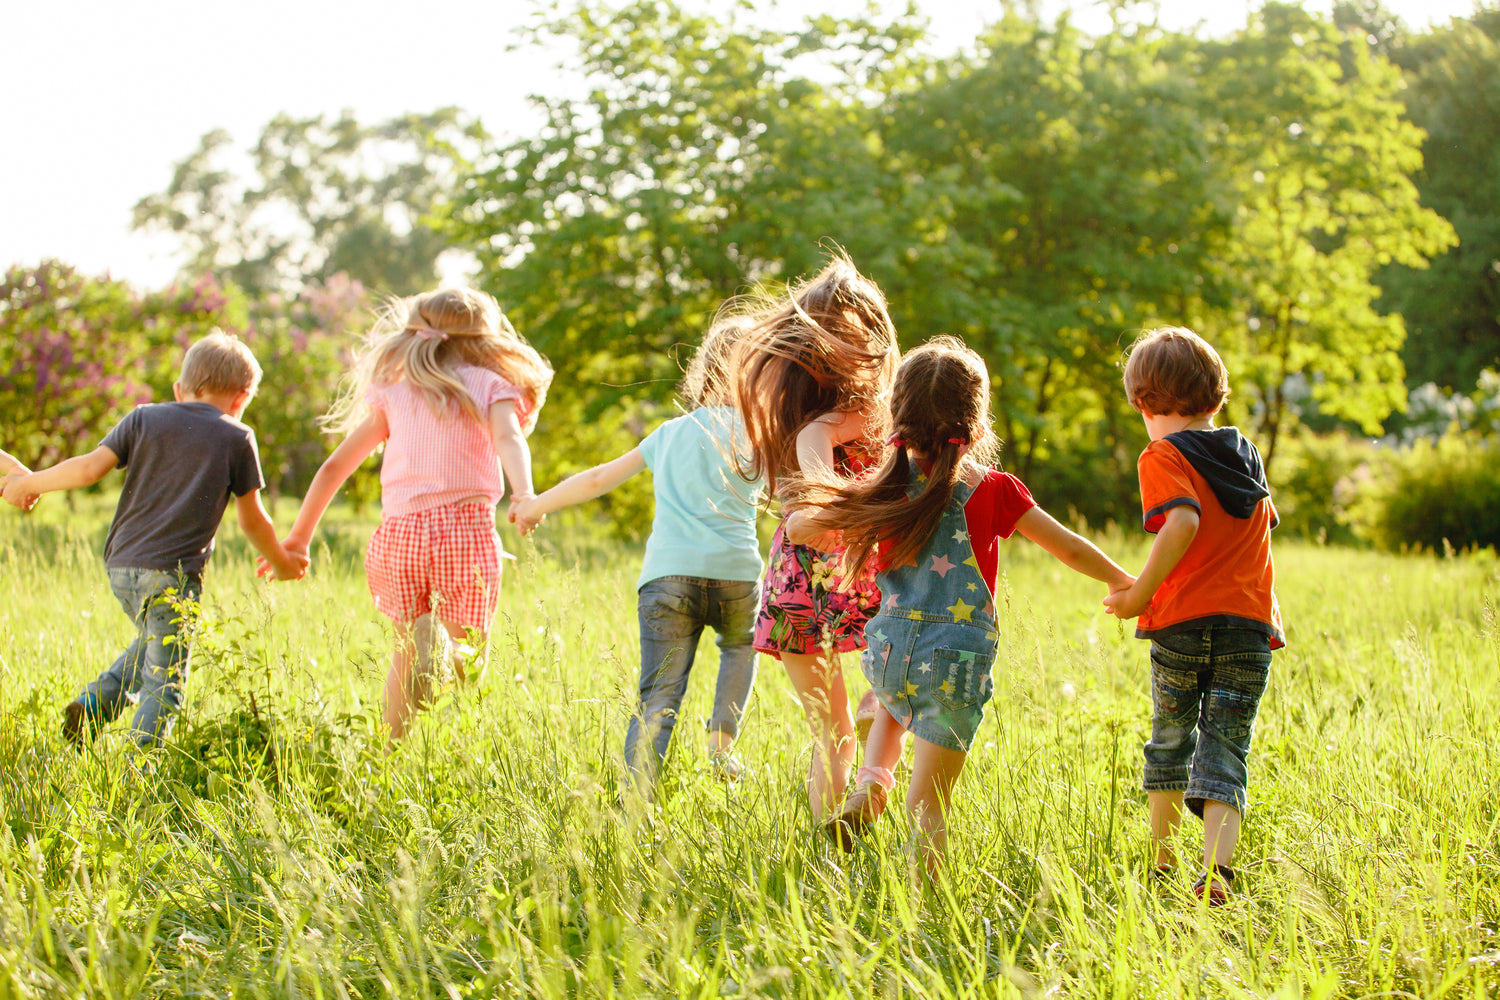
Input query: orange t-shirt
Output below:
<box><xmin>1136</xmin><ymin>435</ymin><xmax>1284</xmax><ymax>648</ymax></box>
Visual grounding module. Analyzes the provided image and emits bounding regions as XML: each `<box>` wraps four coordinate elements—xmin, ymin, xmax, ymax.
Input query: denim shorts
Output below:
<box><xmin>861</xmin><ymin>613</ymin><xmax>998</xmax><ymax>752</ymax></box>
<box><xmin>1142</xmin><ymin>625</ymin><xmax>1272</xmax><ymax>817</ymax></box>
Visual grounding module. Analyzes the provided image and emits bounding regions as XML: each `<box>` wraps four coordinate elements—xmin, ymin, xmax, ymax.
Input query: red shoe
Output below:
<box><xmin>1193</xmin><ymin>865</ymin><xmax>1235</xmax><ymax>906</ymax></box>
<box><xmin>824</xmin><ymin>781</ymin><xmax>888</xmax><ymax>851</ymax></box>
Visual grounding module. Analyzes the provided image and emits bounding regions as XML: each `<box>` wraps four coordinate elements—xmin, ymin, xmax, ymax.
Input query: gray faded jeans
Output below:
<box><xmin>625</xmin><ymin>576</ymin><xmax>761</xmax><ymax>784</ymax></box>
<box><xmin>77</xmin><ymin>567</ymin><xmax>202</xmax><ymax>748</ymax></box>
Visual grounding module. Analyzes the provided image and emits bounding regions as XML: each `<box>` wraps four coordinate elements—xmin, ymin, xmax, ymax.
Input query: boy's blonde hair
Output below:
<box><xmin>179</xmin><ymin>330</ymin><xmax>262</xmax><ymax>397</ymax></box>
<box><xmin>324</xmin><ymin>287</ymin><xmax>553</xmax><ymax>435</ymax></box>
<box><xmin>1122</xmin><ymin>326</ymin><xmax>1230</xmax><ymax>417</ymax></box>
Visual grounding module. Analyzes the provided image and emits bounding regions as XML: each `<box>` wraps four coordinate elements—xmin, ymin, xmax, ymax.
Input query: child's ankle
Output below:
<box><xmin>854</xmin><ymin>765</ymin><xmax>895</xmax><ymax>791</ymax></box>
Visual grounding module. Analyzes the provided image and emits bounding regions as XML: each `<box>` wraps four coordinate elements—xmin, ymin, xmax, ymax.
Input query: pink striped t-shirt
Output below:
<box><xmin>367</xmin><ymin>365</ymin><xmax>524</xmax><ymax>518</ymax></box>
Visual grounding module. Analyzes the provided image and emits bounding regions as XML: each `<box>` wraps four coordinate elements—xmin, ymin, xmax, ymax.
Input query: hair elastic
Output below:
<box><xmin>413</xmin><ymin>327</ymin><xmax>448</xmax><ymax>342</ymax></box>
<box><xmin>886</xmin><ymin>434</ymin><xmax>905</xmax><ymax>448</ymax></box>
<box><xmin>948</xmin><ymin>437</ymin><xmax>966</xmax><ymax>445</ymax></box>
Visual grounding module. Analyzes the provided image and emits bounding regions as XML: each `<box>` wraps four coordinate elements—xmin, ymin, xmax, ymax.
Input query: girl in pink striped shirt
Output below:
<box><xmin>280</xmin><ymin>287</ymin><xmax>552</xmax><ymax>739</ymax></box>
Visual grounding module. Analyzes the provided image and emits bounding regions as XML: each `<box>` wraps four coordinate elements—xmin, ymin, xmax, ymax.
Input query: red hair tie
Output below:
<box><xmin>887</xmin><ymin>434</ymin><xmax>905</xmax><ymax>448</ymax></box>
<box><xmin>948</xmin><ymin>437</ymin><xmax>966</xmax><ymax>445</ymax></box>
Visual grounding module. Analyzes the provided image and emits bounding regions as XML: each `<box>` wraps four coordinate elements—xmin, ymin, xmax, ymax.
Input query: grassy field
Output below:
<box><xmin>0</xmin><ymin>495</ymin><xmax>1497</xmax><ymax>998</ymax></box>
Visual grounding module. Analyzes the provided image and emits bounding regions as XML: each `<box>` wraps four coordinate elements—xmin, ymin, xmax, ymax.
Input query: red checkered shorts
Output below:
<box><xmin>365</xmin><ymin>502</ymin><xmax>503</xmax><ymax>630</ymax></box>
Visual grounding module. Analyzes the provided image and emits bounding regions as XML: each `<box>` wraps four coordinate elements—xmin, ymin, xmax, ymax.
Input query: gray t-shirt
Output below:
<box><xmin>100</xmin><ymin>402</ymin><xmax>265</xmax><ymax>574</ymax></box>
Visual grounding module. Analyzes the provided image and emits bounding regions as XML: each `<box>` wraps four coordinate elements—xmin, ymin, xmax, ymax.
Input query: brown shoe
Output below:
<box><xmin>62</xmin><ymin>700</ymin><xmax>91</xmax><ymax>749</ymax></box>
<box><xmin>825</xmin><ymin>781</ymin><xmax>888</xmax><ymax>851</ymax></box>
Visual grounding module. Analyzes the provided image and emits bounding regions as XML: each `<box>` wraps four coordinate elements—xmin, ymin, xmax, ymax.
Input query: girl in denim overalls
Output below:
<box><xmin>788</xmin><ymin>337</ymin><xmax>1134</xmax><ymax>871</ymax></box>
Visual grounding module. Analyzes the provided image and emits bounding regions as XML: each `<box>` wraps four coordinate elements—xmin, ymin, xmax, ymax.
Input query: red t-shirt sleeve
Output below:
<box><xmin>1138</xmin><ymin>440</ymin><xmax>1201</xmax><ymax>533</ymax></box>
<box><xmin>964</xmin><ymin>469</ymin><xmax>1036</xmax><ymax>593</ymax></box>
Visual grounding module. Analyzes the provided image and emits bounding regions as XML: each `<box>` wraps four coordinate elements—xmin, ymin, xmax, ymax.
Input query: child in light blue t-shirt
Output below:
<box><xmin>513</xmin><ymin>321</ymin><xmax>765</xmax><ymax>789</ymax></box>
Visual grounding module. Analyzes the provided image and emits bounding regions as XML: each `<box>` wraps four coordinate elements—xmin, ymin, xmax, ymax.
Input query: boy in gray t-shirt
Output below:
<box><xmin>2</xmin><ymin>332</ymin><xmax>306</xmax><ymax>748</ymax></box>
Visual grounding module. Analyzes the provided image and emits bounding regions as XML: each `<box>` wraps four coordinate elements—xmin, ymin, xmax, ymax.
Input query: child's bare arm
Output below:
<box><xmin>0</xmin><ymin>449</ymin><xmax>28</xmax><ymax>476</ymax></box>
<box><xmin>2</xmin><ymin>446</ymin><xmax>117</xmax><ymax>508</ymax></box>
<box><xmin>511</xmin><ymin>448</ymin><xmax>646</xmax><ymax>535</ymax></box>
<box><xmin>783</xmin><ymin>508</ymin><xmax>843</xmax><ymax>550</ymax></box>
<box><xmin>1015</xmin><ymin>506</ymin><xmax>1135</xmax><ymax>590</ymax></box>
<box><xmin>1102</xmin><ymin>506</ymin><xmax>1199</xmax><ymax>620</ymax></box>
<box><xmin>284</xmin><ymin>413</ymin><xmax>388</xmax><ymax>555</ymax></box>
<box><xmin>238</xmin><ymin>490</ymin><xmax>306</xmax><ymax>581</ymax></box>
<box><xmin>489</xmin><ymin>400</ymin><xmax>536</xmax><ymax>521</ymax></box>
<box><xmin>794</xmin><ymin>409</ymin><xmax>870</xmax><ymax>479</ymax></box>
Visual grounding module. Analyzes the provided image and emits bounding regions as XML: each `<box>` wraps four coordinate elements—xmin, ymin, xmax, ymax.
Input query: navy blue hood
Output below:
<box><xmin>1164</xmin><ymin>428</ymin><xmax>1277</xmax><ymax>525</ymax></box>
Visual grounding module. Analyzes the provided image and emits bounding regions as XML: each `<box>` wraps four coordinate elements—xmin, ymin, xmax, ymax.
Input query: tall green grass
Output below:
<box><xmin>1</xmin><ymin>496</ymin><xmax>1497</xmax><ymax>997</ymax></box>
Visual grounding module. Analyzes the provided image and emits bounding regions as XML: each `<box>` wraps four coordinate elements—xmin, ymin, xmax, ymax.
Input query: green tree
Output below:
<box><xmin>242</xmin><ymin>273</ymin><xmax>377</xmax><ymax>501</ymax></box>
<box><xmin>451</xmin><ymin>0</ymin><xmax>924</xmax><ymax>531</ymax></box>
<box><xmin>1379</xmin><ymin>6</ymin><xmax>1500</xmax><ymax>390</ymax></box>
<box><xmin>1198</xmin><ymin>2</ymin><xmax>1456</xmax><ymax>468</ymax></box>
<box><xmin>879</xmin><ymin>10</ymin><xmax>1235</xmax><ymax>513</ymax></box>
<box><xmin>134</xmin><ymin>109</ymin><xmax>484</xmax><ymax>296</ymax></box>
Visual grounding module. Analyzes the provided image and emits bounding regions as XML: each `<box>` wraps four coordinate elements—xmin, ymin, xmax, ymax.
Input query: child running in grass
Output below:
<box><xmin>788</xmin><ymin>337</ymin><xmax>1134</xmax><ymax>871</ymax></box>
<box><xmin>512</xmin><ymin>319</ymin><xmax>765</xmax><ymax>790</ymax></box>
<box><xmin>732</xmin><ymin>253</ymin><xmax>900</xmax><ymax>820</ymax></box>
<box><xmin>1103</xmin><ymin>326</ymin><xmax>1283</xmax><ymax>906</ymax></box>
<box><xmin>1</xmin><ymin>332</ymin><xmax>307</xmax><ymax>748</ymax></box>
<box><xmin>277</xmin><ymin>287</ymin><xmax>552</xmax><ymax>740</ymax></box>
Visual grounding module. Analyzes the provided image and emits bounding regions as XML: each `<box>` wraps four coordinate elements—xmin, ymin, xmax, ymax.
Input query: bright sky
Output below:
<box><xmin>0</xmin><ymin>0</ymin><xmax>1482</xmax><ymax>290</ymax></box>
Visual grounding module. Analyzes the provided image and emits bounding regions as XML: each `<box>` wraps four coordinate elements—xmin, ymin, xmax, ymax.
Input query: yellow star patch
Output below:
<box><xmin>906</xmin><ymin>681</ymin><xmax>920</xmax><ymax>697</ymax></box>
<box><xmin>948</xmin><ymin>597</ymin><xmax>975</xmax><ymax>622</ymax></box>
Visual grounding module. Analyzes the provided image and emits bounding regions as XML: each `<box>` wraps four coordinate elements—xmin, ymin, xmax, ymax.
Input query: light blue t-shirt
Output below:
<box><xmin>636</xmin><ymin>407</ymin><xmax>765</xmax><ymax>589</ymax></box>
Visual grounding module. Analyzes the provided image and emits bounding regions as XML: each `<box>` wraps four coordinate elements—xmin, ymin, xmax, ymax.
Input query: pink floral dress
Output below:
<box><xmin>752</xmin><ymin>441</ymin><xmax>883</xmax><ymax>658</ymax></box>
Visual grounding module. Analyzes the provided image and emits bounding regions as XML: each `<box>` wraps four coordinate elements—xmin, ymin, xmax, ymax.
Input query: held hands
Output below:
<box><xmin>256</xmin><ymin>540</ymin><xmax>309</xmax><ymax>582</ymax></box>
<box><xmin>1102</xmin><ymin>578</ymin><xmax>1149</xmax><ymax>620</ymax></box>
<box><xmin>1</xmin><ymin>474</ymin><xmax>40</xmax><ymax>511</ymax></box>
<box><xmin>508</xmin><ymin>494</ymin><xmax>543</xmax><ymax>536</ymax></box>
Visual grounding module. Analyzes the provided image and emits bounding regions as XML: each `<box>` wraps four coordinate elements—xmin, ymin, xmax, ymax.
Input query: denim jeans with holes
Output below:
<box><xmin>626</xmin><ymin>576</ymin><xmax>761</xmax><ymax>783</ymax></box>
<box><xmin>78</xmin><ymin>567</ymin><xmax>202</xmax><ymax>748</ymax></box>
<box><xmin>1142</xmin><ymin>625</ymin><xmax>1272</xmax><ymax>817</ymax></box>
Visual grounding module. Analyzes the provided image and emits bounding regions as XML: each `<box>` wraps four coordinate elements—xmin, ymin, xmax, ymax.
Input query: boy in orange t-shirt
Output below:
<box><xmin>1104</xmin><ymin>326</ymin><xmax>1284</xmax><ymax>906</ymax></box>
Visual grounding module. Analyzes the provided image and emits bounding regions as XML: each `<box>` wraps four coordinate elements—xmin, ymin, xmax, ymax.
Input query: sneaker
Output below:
<box><xmin>854</xmin><ymin>689</ymin><xmax>880</xmax><ymax>744</ymax></box>
<box><xmin>709</xmin><ymin>750</ymin><xmax>749</xmax><ymax>784</ymax></box>
<box><xmin>824</xmin><ymin>780</ymin><xmax>888</xmax><ymax>851</ymax></box>
<box><xmin>62</xmin><ymin>700</ymin><xmax>94</xmax><ymax>749</ymax></box>
<box><xmin>1193</xmin><ymin>865</ymin><xmax>1235</xmax><ymax>906</ymax></box>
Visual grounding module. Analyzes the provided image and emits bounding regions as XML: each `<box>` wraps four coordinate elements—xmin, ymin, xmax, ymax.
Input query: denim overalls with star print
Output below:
<box><xmin>860</xmin><ymin>476</ymin><xmax>1000</xmax><ymax>752</ymax></box>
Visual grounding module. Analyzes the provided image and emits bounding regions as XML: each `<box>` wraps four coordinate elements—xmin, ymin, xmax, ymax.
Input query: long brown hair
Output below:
<box><xmin>323</xmin><ymin>287</ymin><xmax>553</xmax><ymax>435</ymax></box>
<box><xmin>731</xmin><ymin>254</ymin><xmax>900</xmax><ymax>497</ymax></box>
<box><xmin>789</xmin><ymin>336</ymin><xmax>999</xmax><ymax>579</ymax></box>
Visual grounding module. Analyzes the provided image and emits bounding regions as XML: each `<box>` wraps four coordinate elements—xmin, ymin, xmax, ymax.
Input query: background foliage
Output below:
<box><xmin>4</xmin><ymin>0</ymin><xmax>1498</xmax><ymax>548</ymax></box>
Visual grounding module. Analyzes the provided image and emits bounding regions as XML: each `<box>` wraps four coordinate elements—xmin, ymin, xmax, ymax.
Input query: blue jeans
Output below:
<box><xmin>626</xmin><ymin>576</ymin><xmax>761</xmax><ymax>783</ymax></box>
<box><xmin>1142</xmin><ymin>625</ymin><xmax>1272</xmax><ymax>817</ymax></box>
<box><xmin>79</xmin><ymin>567</ymin><xmax>203</xmax><ymax>748</ymax></box>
